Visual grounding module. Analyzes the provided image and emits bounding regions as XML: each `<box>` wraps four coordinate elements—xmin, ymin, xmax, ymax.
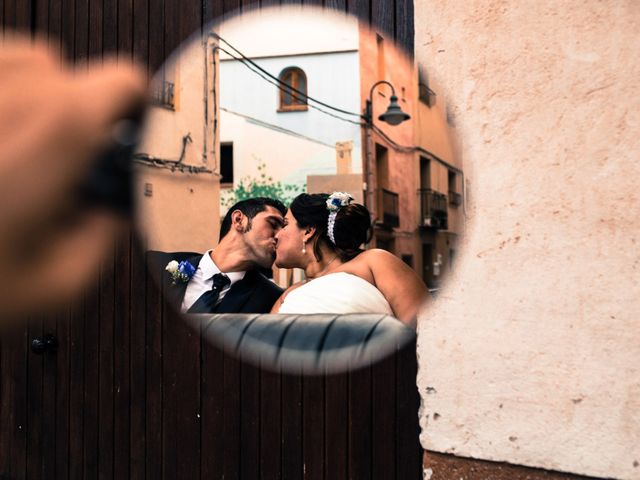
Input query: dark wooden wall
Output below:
<box><xmin>0</xmin><ymin>1</ymin><xmax>420</xmax><ymax>478</ymax></box>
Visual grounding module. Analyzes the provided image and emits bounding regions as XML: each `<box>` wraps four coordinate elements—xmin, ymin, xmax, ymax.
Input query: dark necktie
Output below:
<box><xmin>187</xmin><ymin>273</ymin><xmax>231</xmax><ymax>313</ymax></box>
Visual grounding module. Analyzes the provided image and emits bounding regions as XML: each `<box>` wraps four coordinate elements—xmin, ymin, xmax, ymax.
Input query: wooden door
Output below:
<box><xmin>0</xmin><ymin>1</ymin><xmax>421</xmax><ymax>478</ymax></box>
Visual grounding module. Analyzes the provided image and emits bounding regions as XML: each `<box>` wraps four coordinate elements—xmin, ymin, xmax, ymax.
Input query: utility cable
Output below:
<box><xmin>212</xmin><ymin>33</ymin><xmax>364</xmax><ymax>119</ymax></box>
<box><xmin>215</xmin><ymin>45</ymin><xmax>365</xmax><ymax>127</ymax></box>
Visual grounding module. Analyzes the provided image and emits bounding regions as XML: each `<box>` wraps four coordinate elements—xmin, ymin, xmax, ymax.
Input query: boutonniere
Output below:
<box><xmin>165</xmin><ymin>260</ymin><xmax>196</xmax><ymax>285</ymax></box>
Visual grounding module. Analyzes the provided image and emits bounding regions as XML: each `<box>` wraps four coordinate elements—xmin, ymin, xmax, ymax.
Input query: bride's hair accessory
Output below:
<box><xmin>326</xmin><ymin>192</ymin><xmax>353</xmax><ymax>244</ymax></box>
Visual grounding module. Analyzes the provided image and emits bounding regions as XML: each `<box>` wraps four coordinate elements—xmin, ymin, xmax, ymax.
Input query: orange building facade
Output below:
<box><xmin>358</xmin><ymin>25</ymin><xmax>464</xmax><ymax>288</ymax></box>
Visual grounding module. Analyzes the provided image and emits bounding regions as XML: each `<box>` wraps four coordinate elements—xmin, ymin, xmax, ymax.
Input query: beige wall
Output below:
<box><xmin>135</xmin><ymin>169</ymin><xmax>220</xmax><ymax>252</ymax></box>
<box><xmin>136</xmin><ymin>34</ymin><xmax>221</xmax><ymax>253</ymax></box>
<box><xmin>414</xmin><ymin>2</ymin><xmax>640</xmax><ymax>479</ymax></box>
<box><xmin>307</xmin><ymin>173</ymin><xmax>364</xmax><ymax>204</ymax></box>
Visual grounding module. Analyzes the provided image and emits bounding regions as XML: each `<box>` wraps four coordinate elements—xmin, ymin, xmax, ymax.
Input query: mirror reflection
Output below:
<box><xmin>135</xmin><ymin>6</ymin><xmax>464</xmax><ymax>367</ymax></box>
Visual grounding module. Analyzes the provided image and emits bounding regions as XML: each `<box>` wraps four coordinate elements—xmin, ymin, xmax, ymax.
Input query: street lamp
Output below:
<box><xmin>362</xmin><ymin>80</ymin><xmax>410</xmax><ymax>225</ymax></box>
<box><xmin>363</xmin><ymin>80</ymin><xmax>411</xmax><ymax>126</ymax></box>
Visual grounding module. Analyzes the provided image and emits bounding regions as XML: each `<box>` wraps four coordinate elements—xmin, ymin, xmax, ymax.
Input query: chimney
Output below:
<box><xmin>336</xmin><ymin>141</ymin><xmax>353</xmax><ymax>175</ymax></box>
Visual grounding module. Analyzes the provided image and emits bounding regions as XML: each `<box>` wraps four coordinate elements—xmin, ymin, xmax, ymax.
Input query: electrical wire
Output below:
<box><xmin>371</xmin><ymin>124</ymin><xmax>416</xmax><ymax>153</ymax></box>
<box><xmin>134</xmin><ymin>153</ymin><xmax>213</xmax><ymax>174</ymax></box>
<box><xmin>215</xmin><ymin>45</ymin><xmax>365</xmax><ymax>127</ymax></box>
<box><xmin>213</xmin><ymin>34</ymin><xmax>461</xmax><ymax>174</ymax></box>
<box><xmin>212</xmin><ymin>33</ymin><xmax>365</xmax><ymax>118</ymax></box>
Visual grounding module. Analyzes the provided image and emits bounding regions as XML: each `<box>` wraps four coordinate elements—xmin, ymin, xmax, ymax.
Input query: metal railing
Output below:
<box><xmin>449</xmin><ymin>190</ymin><xmax>462</xmax><ymax>206</ymax></box>
<box><xmin>419</xmin><ymin>188</ymin><xmax>448</xmax><ymax>230</ymax></box>
<box><xmin>377</xmin><ymin>188</ymin><xmax>399</xmax><ymax>228</ymax></box>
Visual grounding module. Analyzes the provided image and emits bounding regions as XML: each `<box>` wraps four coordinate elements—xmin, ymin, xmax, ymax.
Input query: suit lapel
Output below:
<box><xmin>215</xmin><ymin>270</ymin><xmax>257</xmax><ymax>313</ymax></box>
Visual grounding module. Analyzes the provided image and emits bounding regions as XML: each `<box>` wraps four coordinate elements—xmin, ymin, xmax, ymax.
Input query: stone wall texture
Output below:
<box><xmin>414</xmin><ymin>2</ymin><xmax>640</xmax><ymax>479</ymax></box>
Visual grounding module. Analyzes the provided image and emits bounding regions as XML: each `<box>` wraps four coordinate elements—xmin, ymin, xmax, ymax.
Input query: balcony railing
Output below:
<box><xmin>377</xmin><ymin>188</ymin><xmax>399</xmax><ymax>228</ymax></box>
<box><xmin>419</xmin><ymin>188</ymin><xmax>448</xmax><ymax>230</ymax></box>
<box><xmin>151</xmin><ymin>80</ymin><xmax>175</xmax><ymax>109</ymax></box>
<box><xmin>449</xmin><ymin>190</ymin><xmax>462</xmax><ymax>206</ymax></box>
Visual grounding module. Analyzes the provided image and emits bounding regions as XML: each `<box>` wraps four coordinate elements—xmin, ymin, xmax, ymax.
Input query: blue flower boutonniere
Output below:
<box><xmin>165</xmin><ymin>260</ymin><xmax>196</xmax><ymax>285</ymax></box>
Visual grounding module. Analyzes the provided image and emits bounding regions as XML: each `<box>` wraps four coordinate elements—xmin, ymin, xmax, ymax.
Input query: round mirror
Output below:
<box><xmin>135</xmin><ymin>5</ymin><xmax>464</xmax><ymax>374</ymax></box>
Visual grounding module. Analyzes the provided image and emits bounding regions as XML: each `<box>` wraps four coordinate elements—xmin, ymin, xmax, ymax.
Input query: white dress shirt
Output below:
<box><xmin>181</xmin><ymin>250</ymin><xmax>246</xmax><ymax>313</ymax></box>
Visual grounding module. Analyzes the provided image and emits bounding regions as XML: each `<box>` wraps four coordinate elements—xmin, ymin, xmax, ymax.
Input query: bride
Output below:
<box><xmin>270</xmin><ymin>192</ymin><xmax>429</xmax><ymax>328</ymax></box>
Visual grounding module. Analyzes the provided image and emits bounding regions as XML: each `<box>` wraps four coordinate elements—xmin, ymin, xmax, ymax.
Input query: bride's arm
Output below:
<box><xmin>362</xmin><ymin>249</ymin><xmax>430</xmax><ymax>328</ymax></box>
<box><xmin>270</xmin><ymin>291</ymin><xmax>286</xmax><ymax>313</ymax></box>
<box><xmin>269</xmin><ymin>281</ymin><xmax>306</xmax><ymax>313</ymax></box>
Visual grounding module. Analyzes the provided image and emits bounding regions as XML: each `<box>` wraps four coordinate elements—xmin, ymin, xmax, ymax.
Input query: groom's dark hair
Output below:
<box><xmin>219</xmin><ymin>197</ymin><xmax>286</xmax><ymax>241</ymax></box>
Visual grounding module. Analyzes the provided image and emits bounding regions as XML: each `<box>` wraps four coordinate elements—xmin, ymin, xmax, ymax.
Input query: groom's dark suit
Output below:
<box><xmin>147</xmin><ymin>250</ymin><xmax>283</xmax><ymax>314</ymax></box>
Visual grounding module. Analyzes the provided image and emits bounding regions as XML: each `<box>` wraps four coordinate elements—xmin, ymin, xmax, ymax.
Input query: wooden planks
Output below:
<box><xmin>280</xmin><ymin>370</ymin><xmax>303</xmax><ymax>480</ymax></box>
<box><xmin>348</xmin><ymin>365</ymin><xmax>373</xmax><ymax>480</ymax></box>
<box><xmin>302</xmin><ymin>375</ymin><xmax>325</xmax><ymax>480</ymax></box>
<box><xmin>240</xmin><ymin>360</ymin><xmax>262</xmax><ymax>479</ymax></box>
<box><xmin>200</xmin><ymin>334</ymin><xmax>226</xmax><ymax>478</ymax></box>
<box><xmin>371</xmin><ymin>0</ymin><xmax>395</xmax><ymax>41</ymax></box>
<box><xmin>53</xmin><ymin>310</ymin><xmax>70</xmax><ymax>480</ymax></box>
<box><xmin>0</xmin><ymin>1</ymin><xmax>421</xmax><ymax>479</ymax></box>
<box><xmin>394</xmin><ymin>0</ymin><xmax>413</xmax><ymax>56</ymax></box>
<box><xmin>259</xmin><ymin>366</ymin><xmax>282</xmax><ymax>479</ymax></box>
<box><xmin>145</xmin><ymin>243</ymin><xmax>164</xmax><ymax>480</ymax></box>
<box><xmin>396</xmin><ymin>337</ymin><xmax>422</xmax><ymax>480</ymax></box>
<box><xmin>113</xmin><ymin>233</ymin><xmax>132</xmax><ymax>479</ymax></box>
<box><xmin>0</xmin><ymin>328</ymin><xmax>29</xmax><ymax>479</ymax></box>
<box><xmin>324</xmin><ymin>372</ymin><xmax>349</xmax><ymax>479</ymax></box>
<box><xmin>68</xmin><ymin>298</ymin><xmax>85</xmax><ymax>480</ymax></box>
<box><xmin>26</xmin><ymin>321</ymin><xmax>44</xmax><ymax>480</ymax></box>
<box><xmin>129</xmin><ymin>238</ymin><xmax>147</xmax><ymax>479</ymax></box>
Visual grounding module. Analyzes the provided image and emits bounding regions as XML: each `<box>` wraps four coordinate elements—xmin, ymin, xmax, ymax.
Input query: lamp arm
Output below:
<box><xmin>368</xmin><ymin>80</ymin><xmax>397</xmax><ymax>103</ymax></box>
<box><xmin>364</xmin><ymin>80</ymin><xmax>397</xmax><ymax>124</ymax></box>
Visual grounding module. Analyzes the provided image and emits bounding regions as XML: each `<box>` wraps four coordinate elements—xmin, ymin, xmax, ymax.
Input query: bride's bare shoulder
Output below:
<box><xmin>355</xmin><ymin>249</ymin><xmax>415</xmax><ymax>278</ymax></box>
<box><xmin>343</xmin><ymin>249</ymin><xmax>399</xmax><ymax>280</ymax></box>
<box><xmin>285</xmin><ymin>280</ymin><xmax>307</xmax><ymax>293</ymax></box>
<box><xmin>357</xmin><ymin>248</ymin><xmax>397</xmax><ymax>264</ymax></box>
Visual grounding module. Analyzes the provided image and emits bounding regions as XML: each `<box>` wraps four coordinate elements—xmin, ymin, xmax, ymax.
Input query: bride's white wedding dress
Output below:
<box><xmin>278</xmin><ymin>272</ymin><xmax>394</xmax><ymax>315</ymax></box>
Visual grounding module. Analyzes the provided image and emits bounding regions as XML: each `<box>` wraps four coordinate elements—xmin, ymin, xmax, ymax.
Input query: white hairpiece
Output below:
<box><xmin>326</xmin><ymin>192</ymin><xmax>353</xmax><ymax>245</ymax></box>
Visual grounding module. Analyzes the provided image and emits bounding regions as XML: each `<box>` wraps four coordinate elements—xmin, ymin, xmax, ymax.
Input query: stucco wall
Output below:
<box><xmin>414</xmin><ymin>2</ymin><xmax>640</xmax><ymax>479</ymax></box>
<box><xmin>136</xmin><ymin>35</ymin><xmax>220</xmax><ymax>253</ymax></box>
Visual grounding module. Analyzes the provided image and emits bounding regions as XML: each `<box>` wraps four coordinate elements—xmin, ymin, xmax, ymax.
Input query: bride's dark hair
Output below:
<box><xmin>289</xmin><ymin>193</ymin><xmax>372</xmax><ymax>262</ymax></box>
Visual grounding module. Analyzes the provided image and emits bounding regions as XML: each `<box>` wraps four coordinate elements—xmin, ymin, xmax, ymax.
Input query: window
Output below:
<box><xmin>151</xmin><ymin>80</ymin><xmax>175</xmax><ymax>109</ymax></box>
<box><xmin>420</xmin><ymin>157</ymin><xmax>431</xmax><ymax>190</ymax></box>
<box><xmin>220</xmin><ymin>143</ymin><xmax>234</xmax><ymax>185</ymax></box>
<box><xmin>150</xmin><ymin>65</ymin><xmax>177</xmax><ymax>110</ymax></box>
<box><xmin>278</xmin><ymin>67</ymin><xmax>308</xmax><ymax>111</ymax></box>
<box><xmin>448</xmin><ymin>170</ymin><xmax>456</xmax><ymax>192</ymax></box>
<box><xmin>448</xmin><ymin>170</ymin><xmax>462</xmax><ymax>206</ymax></box>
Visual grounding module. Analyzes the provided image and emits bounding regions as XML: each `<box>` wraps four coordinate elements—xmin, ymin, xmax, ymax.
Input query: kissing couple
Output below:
<box><xmin>150</xmin><ymin>192</ymin><xmax>428</xmax><ymax>328</ymax></box>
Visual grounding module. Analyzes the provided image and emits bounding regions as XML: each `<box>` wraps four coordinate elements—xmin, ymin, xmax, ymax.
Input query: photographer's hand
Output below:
<box><xmin>0</xmin><ymin>38</ymin><xmax>145</xmax><ymax>319</ymax></box>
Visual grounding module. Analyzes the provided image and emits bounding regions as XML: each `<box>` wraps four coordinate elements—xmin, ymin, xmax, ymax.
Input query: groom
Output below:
<box><xmin>148</xmin><ymin>197</ymin><xmax>286</xmax><ymax>314</ymax></box>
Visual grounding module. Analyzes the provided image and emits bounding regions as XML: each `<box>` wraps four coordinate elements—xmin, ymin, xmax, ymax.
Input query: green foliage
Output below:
<box><xmin>221</xmin><ymin>160</ymin><xmax>304</xmax><ymax>208</ymax></box>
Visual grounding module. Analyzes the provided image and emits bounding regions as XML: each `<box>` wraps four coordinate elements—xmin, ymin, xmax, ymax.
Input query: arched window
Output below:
<box><xmin>278</xmin><ymin>67</ymin><xmax>308</xmax><ymax>111</ymax></box>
